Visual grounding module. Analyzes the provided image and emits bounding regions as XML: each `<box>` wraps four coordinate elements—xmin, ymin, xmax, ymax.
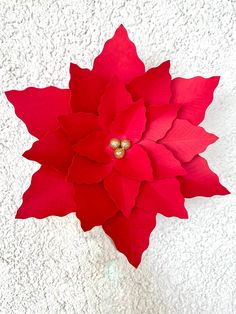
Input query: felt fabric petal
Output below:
<box><xmin>110</xmin><ymin>99</ymin><xmax>146</xmax><ymax>143</ymax></box>
<box><xmin>171</xmin><ymin>76</ymin><xmax>220</xmax><ymax>125</ymax></box>
<box><xmin>68</xmin><ymin>155</ymin><xmax>112</xmax><ymax>184</ymax></box>
<box><xmin>137</xmin><ymin>179</ymin><xmax>188</xmax><ymax>219</ymax></box>
<box><xmin>103</xmin><ymin>207</ymin><xmax>157</xmax><ymax>267</ymax></box>
<box><xmin>73</xmin><ymin>130</ymin><xmax>110</xmax><ymax>163</ymax></box>
<box><xmin>140</xmin><ymin>140</ymin><xmax>185</xmax><ymax>179</ymax></box>
<box><xmin>114</xmin><ymin>144</ymin><xmax>153</xmax><ymax>181</ymax></box>
<box><xmin>93</xmin><ymin>25</ymin><xmax>145</xmax><ymax>83</ymax></box>
<box><xmin>16</xmin><ymin>166</ymin><xmax>76</xmax><ymax>219</ymax></box>
<box><xmin>160</xmin><ymin>119</ymin><xmax>218</xmax><ymax>162</ymax></box>
<box><xmin>75</xmin><ymin>183</ymin><xmax>118</xmax><ymax>231</ymax></box>
<box><xmin>69</xmin><ymin>63</ymin><xmax>107</xmax><ymax>114</ymax></box>
<box><xmin>98</xmin><ymin>78</ymin><xmax>133</xmax><ymax>130</ymax></box>
<box><xmin>58</xmin><ymin>112</ymin><xmax>100</xmax><ymax>143</ymax></box>
<box><xmin>5</xmin><ymin>87</ymin><xmax>71</xmax><ymax>139</ymax></box>
<box><xmin>104</xmin><ymin>169</ymin><xmax>140</xmax><ymax>217</ymax></box>
<box><xmin>23</xmin><ymin>129</ymin><xmax>74</xmax><ymax>174</ymax></box>
<box><xmin>128</xmin><ymin>60</ymin><xmax>171</xmax><ymax>105</ymax></box>
<box><xmin>178</xmin><ymin>155</ymin><xmax>230</xmax><ymax>197</ymax></box>
<box><xmin>144</xmin><ymin>104</ymin><xmax>180</xmax><ymax>141</ymax></box>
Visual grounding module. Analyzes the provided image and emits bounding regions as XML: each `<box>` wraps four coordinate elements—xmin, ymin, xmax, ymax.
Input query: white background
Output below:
<box><xmin>0</xmin><ymin>0</ymin><xmax>236</xmax><ymax>313</ymax></box>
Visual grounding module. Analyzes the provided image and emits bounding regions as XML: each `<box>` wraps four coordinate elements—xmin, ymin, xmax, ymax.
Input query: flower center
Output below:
<box><xmin>109</xmin><ymin>138</ymin><xmax>131</xmax><ymax>159</ymax></box>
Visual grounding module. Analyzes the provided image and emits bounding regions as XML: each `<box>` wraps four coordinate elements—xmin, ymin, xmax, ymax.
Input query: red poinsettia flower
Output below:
<box><xmin>5</xmin><ymin>25</ymin><xmax>229</xmax><ymax>267</ymax></box>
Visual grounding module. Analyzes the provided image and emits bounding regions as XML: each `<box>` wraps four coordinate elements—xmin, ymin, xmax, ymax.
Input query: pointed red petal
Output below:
<box><xmin>114</xmin><ymin>144</ymin><xmax>153</xmax><ymax>181</ymax></box>
<box><xmin>140</xmin><ymin>140</ymin><xmax>185</xmax><ymax>179</ymax></box>
<box><xmin>73</xmin><ymin>130</ymin><xmax>110</xmax><ymax>163</ymax></box>
<box><xmin>23</xmin><ymin>129</ymin><xmax>74</xmax><ymax>174</ymax></box>
<box><xmin>68</xmin><ymin>155</ymin><xmax>112</xmax><ymax>184</ymax></box>
<box><xmin>137</xmin><ymin>179</ymin><xmax>188</xmax><ymax>219</ymax></box>
<box><xmin>98</xmin><ymin>78</ymin><xmax>133</xmax><ymax>130</ymax></box>
<box><xmin>178</xmin><ymin>155</ymin><xmax>230</xmax><ymax>197</ymax></box>
<box><xmin>5</xmin><ymin>87</ymin><xmax>71</xmax><ymax>139</ymax></box>
<box><xmin>58</xmin><ymin>112</ymin><xmax>100</xmax><ymax>143</ymax></box>
<box><xmin>110</xmin><ymin>99</ymin><xmax>146</xmax><ymax>143</ymax></box>
<box><xmin>144</xmin><ymin>103</ymin><xmax>180</xmax><ymax>141</ymax></box>
<box><xmin>128</xmin><ymin>61</ymin><xmax>171</xmax><ymax>105</ymax></box>
<box><xmin>75</xmin><ymin>183</ymin><xmax>118</xmax><ymax>231</ymax></box>
<box><xmin>103</xmin><ymin>207</ymin><xmax>157</xmax><ymax>267</ymax></box>
<box><xmin>93</xmin><ymin>25</ymin><xmax>145</xmax><ymax>83</ymax></box>
<box><xmin>16</xmin><ymin>167</ymin><xmax>76</xmax><ymax>219</ymax></box>
<box><xmin>104</xmin><ymin>169</ymin><xmax>140</xmax><ymax>217</ymax></box>
<box><xmin>171</xmin><ymin>76</ymin><xmax>220</xmax><ymax>125</ymax></box>
<box><xmin>160</xmin><ymin>119</ymin><xmax>218</xmax><ymax>162</ymax></box>
<box><xmin>69</xmin><ymin>63</ymin><xmax>107</xmax><ymax>114</ymax></box>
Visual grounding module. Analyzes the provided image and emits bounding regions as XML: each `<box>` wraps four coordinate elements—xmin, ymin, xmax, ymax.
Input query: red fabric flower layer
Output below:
<box><xmin>5</xmin><ymin>25</ymin><xmax>229</xmax><ymax>267</ymax></box>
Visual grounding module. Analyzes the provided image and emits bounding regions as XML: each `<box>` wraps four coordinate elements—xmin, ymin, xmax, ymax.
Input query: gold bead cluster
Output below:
<box><xmin>109</xmin><ymin>138</ymin><xmax>131</xmax><ymax>159</ymax></box>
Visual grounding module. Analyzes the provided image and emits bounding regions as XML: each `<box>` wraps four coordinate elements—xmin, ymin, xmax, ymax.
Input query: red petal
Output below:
<box><xmin>103</xmin><ymin>207</ymin><xmax>157</xmax><ymax>267</ymax></box>
<box><xmin>23</xmin><ymin>129</ymin><xmax>74</xmax><ymax>174</ymax></box>
<box><xmin>16</xmin><ymin>167</ymin><xmax>76</xmax><ymax>219</ymax></box>
<box><xmin>104</xmin><ymin>169</ymin><xmax>140</xmax><ymax>217</ymax></box>
<box><xmin>110</xmin><ymin>99</ymin><xmax>146</xmax><ymax>143</ymax></box>
<box><xmin>144</xmin><ymin>103</ymin><xmax>180</xmax><ymax>141</ymax></box>
<box><xmin>128</xmin><ymin>61</ymin><xmax>171</xmax><ymax>105</ymax></box>
<box><xmin>58</xmin><ymin>112</ymin><xmax>100</xmax><ymax>143</ymax></box>
<box><xmin>178</xmin><ymin>155</ymin><xmax>230</xmax><ymax>197</ymax></box>
<box><xmin>93</xmin><ymin>25</ymin><xmax>145</xmax><ymax>83</ymax></box>
<box><xmin>160</xmin><ymin>119</ymin><xmax>218</xmax><ymax>162</ymax></box>
<box><xmin>75</xmin><ymin>183</ymin><xmax>118</xmax><ymax>231</ymax></box>
<box><xmin>137</xmin><ymin>179</ymin><xmax>188</xmax><ymax>219</ymax></box>
<box><xmin>140</xmin><ymin>140</ymin><xmax>185</xmax><ymax>179</ymax></box>
<box><xmin>114</xmin><ymin>144</ymin><xmax>153</xmax><ymax>181</ymax></box>
<box><xmin>98</xmin><ymin>77</ymin><xmax>133</xmax><ymax>130</ymax></box>
<box><xmin>73</xmin><ymin>130</ymin><xmax>110</xmax><ymax>163</ymax></box>
<box><xmin>69</xmin><ymin>63</ymin><xmax>107</xmax><ymax>114</ymax></box>
<box><xmin>68</xmin><ymin>155</ymin><xmax>112</xmax><ymax>184</ymax></box>
<box><xmin>5</xmin><ymin>87</ymin><xmax>71</xmax><ymax>139</ymax></box>
<box><xmin>171</xmin><ymin>76</ymin><xmax>220</xmax><ymax>125</ymax></box>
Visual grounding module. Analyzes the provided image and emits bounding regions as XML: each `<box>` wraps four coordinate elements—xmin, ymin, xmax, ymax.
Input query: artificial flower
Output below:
<box><xmin>5</xmin><ymin>25</ymin><xmax>229</xmax><ymax>267</ymax></box>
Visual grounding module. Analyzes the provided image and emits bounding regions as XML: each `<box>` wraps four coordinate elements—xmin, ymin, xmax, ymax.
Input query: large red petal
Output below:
<box><xmin>171</xmin><ymin>76</ymin><xmax>220</xmax><ymax>125</ymax></box>
<box><xmin>58</xmin><ymin>112</ymin><xmax>100</xmax><ymax>143</ymax></box>
<box><xmin>114</xmin><ymin>144</ymin><xmax>153</xmax><ymax>181</ymax></box>
<box><xmin>69</xmin><ymin>63</ymin><xmax>107</xmax><ymax>114</ymax></box>
<box><xmin>137</xmin><ymin>179</ymin><xmax>188</xmax><ymax>219</ymax></box>
<box><xmin>23</xmin><ymin>129</ymin><xmax>74</xmax><ymax>174</ymax></box>
<box><xmin>68</xmin><ymin>155</ymin><xmax>112</xmax><ymax>184</ymax></box>
<box><xmin>110</xmin><ymin>99</ymin><xmax>146</xmax><ymax>143</ymax></box>
<box><xmin>140</xmin><ymin>140</ymin><xmax>185</xmax><ymax>179</ymax></box>
<box><xmin>93</xmin><ymin>25</ymin><xmax>145</xmax><ymax>83</ymax></box>
<box><xmin>73</xmin><ymin>130</ymin><xmax>110</xmax><ymax>163</ymax></box>
<box><xmin>5</xmin><ymin>87</ymin><xmax>71</xmax><ymax>139</ymax></box>
<box><xmin>16</xmin><ymin>167</ymin><xmax>76</xmax><ymax>219</ymax></box>
<box><xmin>144</xmin><ymin>103</ymin><xmax>180</xmax><ymax>141</ymax></box>
<box><xmin>178</xmin><ymin>155</ymin><xmax>230</xmax><ymax>197</ymax></box>
<box><xmin>128</xmin><ymin>60</ymin><xmax>171</xmax><ymax>105</ymax></box>
<box><xmin>98</xmin><ymin>77</ymin><xmax>133</xmax><ymax>130</ymax></box>
<box><xmin>75</xmin><ymin>183</ymin><xmax>118</xmax><ymax>231</ymax></box>
<box><xmin>160</xmin><ymin>119</ymin><xmax>218</xmax><ymax>162</ymax></box>
<box><xmin>104</xmin><ymin>169</ymin><xmax>140</xmax><ymax>217</ymax></box>
<box><xmin>103</xmin><ymin>207</ymin><xmax>157</xmax><ymax>267</ymax></box>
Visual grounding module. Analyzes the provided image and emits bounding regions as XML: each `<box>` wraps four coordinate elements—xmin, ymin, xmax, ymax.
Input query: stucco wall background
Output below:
<box><xmin>0</xmin><ymin>0</ymin><xmax>236</xmax><ymax>313</ymax></box>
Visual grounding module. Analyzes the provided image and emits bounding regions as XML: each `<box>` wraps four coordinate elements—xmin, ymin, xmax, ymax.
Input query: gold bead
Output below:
<box><xmin>110</xmin><ymin>138</ymin><xmax>120</xmax><ymax>149</ymax></box>
<box><xmin>114</xmin><ymin>148</ymin><xmax>125</xmax><ymax>159</ymax></box>
<box><xmin>121</xmin><ymin>138</ymin><xmax>131</xmax><ymax>150</ymax></box>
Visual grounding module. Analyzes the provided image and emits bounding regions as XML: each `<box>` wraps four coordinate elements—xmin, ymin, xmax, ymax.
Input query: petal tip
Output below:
<box><xmin>116</xmin><ymin>24</ymin><xmax>128</xmax><ymax>34</ymax></box>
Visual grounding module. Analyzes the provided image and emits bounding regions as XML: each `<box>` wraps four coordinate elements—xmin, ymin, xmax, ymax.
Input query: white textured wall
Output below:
<box><xmin>0</xmin><ymin>0</ymin><xmax>236</xmax><ymax>313</ymax></box>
